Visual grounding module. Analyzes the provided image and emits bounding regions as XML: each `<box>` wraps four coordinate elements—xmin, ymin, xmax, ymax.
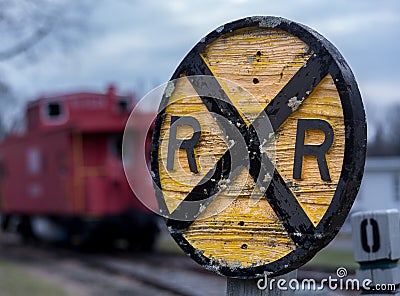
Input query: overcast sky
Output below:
<box><xmin>3</xmin><ymin>0</ymin><xmax>400</xmax><ymax>134</ymax></box>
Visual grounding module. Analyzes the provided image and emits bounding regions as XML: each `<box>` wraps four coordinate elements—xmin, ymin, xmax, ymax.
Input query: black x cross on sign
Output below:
<box><xmin>163</xmin><ymin>53</ymin><xmax>331</xmax><ymax>245</ymax></box>
<box><xmin>151</xmin><ymin>16</ymin><xmax>366</xmax><ymax>277</ymax></box>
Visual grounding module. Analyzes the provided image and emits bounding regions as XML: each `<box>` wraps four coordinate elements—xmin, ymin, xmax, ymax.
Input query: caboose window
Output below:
<box><xmin>117</xmin><ymin>97</ymin><xmax>129</xmax><ymax>112</ymax></box>
<box><xmin>47</xmin><ymin>102</ymin><xmax>63</xmax><ymax>118</ymax></box>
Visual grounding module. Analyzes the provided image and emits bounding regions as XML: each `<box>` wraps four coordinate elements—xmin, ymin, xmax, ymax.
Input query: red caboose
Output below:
<box><xmin>0</xmin><ymin>86</ymin><xmax>158</xmax><ymax>249</ymax></box>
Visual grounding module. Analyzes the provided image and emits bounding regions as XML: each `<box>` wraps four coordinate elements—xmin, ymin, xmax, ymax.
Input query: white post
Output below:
<box><xmin>226</xmin><ymin>270</ymin><xmax>297</xmax><ymax>296</ymax></box>
<box><xmin>351</xmin><ymin>209</ymin><xmax>400</xmax><ymax>295</ymax></box>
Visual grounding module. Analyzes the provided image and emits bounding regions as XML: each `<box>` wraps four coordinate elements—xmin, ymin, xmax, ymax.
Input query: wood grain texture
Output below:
<box><xmin>202</xmin><ymin>27</ymin><xmax>313</xmax><ymax>122</ymax></box>
<box><xmin>158</xmin><ymin>27</ymin><xmax>345</xmax><ymax>267</ymax></box>
<box><xmin>158</xmin><ymin>77</ymin><xmax>229</xmax><ymax>213</ymax></box>
<box><xmin>183</xmin><ymin>168</ymin><xmax>295</xmax><ymax>267</ymax></box>
<box><xmin>274</xmin><ymin>73</ymin><xmax>344</xmax><ymax>226</ymax></box>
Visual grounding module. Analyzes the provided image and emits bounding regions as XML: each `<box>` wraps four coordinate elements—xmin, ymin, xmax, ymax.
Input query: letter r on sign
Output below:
<box><xmin>293</xmin><ymin>119</ymin><xmax>334</xmax><ymax>181</ymax></box>
<box><xmin>167</xmin><ymin>116</ymin><xmax>201</xmax><ymax>174</ymax></box>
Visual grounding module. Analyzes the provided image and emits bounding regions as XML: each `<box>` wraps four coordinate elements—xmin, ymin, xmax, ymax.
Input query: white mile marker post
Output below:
<box><xmin>351</xmin><ymin>209</ymin><xmax>400</xmax><ymax>295</ymax></box>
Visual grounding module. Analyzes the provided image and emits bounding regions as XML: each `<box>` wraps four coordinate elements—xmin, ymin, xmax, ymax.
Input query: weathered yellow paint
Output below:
<box><xmin>158</xmin><ymin>77</ymin><xmax>229</xmax><ymax>213</ymax></box>
<box><xmin>274</xmin><ymin>74</ymin><xmax>344</xmax><ymax>226</ymax></box>
<box><xmin>158</xmin><ymin>27</ymin><xmax>345</xmax><ymax>266</ymax></box>
<box><xmin>201</xmin><ymin>27</ymin><xmax>313</xmax><ymax>120</ymax></box>
<box><xmin>183</xmin><ymin>168</ymin><xmax>295</xmax><ymax>267</ymax></box>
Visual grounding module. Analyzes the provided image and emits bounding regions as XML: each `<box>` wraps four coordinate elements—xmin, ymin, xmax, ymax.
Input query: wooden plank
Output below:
<box><xmin>151</xmin><ymin>16</ymin><xmax>366</xmax><ymax>278</ymax></box>
<box><xmin>161</xmin><ymin>26</ymin><xmax>343</xmax><ymax>267</ymax></box>
<box><xmin>274</xmin><ymin>74</ymin><xmax>344</xmax><ymax>226</ymax></box>
<box><xmin>202</xmin><ymin>27</ymin><xmax>313</xmax><ymax>122</ymax></box>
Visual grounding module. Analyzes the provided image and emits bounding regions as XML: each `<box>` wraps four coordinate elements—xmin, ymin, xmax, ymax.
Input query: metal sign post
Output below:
<box><xmin>151</xmin><ymin>16</ymin><xmax>366</xmax><ymax>293</ymax></box>
<box><xmin>227</xmin><ymin>271</ymin><xmax>297</xmax><ymax>296</ymax></box>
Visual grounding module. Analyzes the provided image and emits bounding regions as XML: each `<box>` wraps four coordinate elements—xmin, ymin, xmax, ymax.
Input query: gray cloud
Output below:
<box><xmin>6</xmin><ymin>0</ymin><xmax>400</xmax><ymax>109</ymax></box>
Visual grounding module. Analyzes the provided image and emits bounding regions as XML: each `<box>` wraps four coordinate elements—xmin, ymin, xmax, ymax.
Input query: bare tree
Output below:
<box><xmin>0</xmin><ymin>0</ymin><xmax>94</xmax><ymax>136</ymax></box>
<box><xmin>368</xmin><ymin>123</ymin><xmax>388</xmax><ymax>156</ymax></box>
<box><xmin>368</xmin><ymin>104</ymin><xmax>400</xmax><ymax>156</ymax></box>
<box><xmin>0</xmin><ymin>0</ymin><xmax>92</xmax><ymax>61</ymax></box>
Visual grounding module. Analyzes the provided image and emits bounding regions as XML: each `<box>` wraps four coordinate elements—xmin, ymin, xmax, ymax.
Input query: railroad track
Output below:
<box><xmin>0</xmin><ymin>232</ymin><xmax>356</xmax><ymax>295</ymax></box>
<box><xmin>0</xmin><ymin>232</ymin><xmax>225</xmax><ymax>296</ymax></box>
<box><xmin>83</xmin><ymin>255</ymin><xmax>225</xmax><ymax>296</ymax></box>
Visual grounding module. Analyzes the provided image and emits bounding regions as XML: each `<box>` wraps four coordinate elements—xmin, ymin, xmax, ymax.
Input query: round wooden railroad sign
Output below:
<box><xmin>151</xmin><ymin>16</ymin><xmax>366</xmax><ymax>278</ymax></box>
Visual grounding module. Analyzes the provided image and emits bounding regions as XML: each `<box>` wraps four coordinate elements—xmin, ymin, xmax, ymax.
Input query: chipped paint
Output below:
<box><xmin>217</xmin><ymin>178</ymin><xmax>231</xmax><ymax>191</ymax></box>
<box><xmin>275</xmin><ymin>74</ymin><xmax>345</xmax><ymax>227</ymax></box>
<box><xmin>228</xmin><ymin>139</ymin><xmax>235</xmax><ymax>149</ymax></box>
<box><xmin>216</xmin><ymin>25</ymin><xmax>224</xmax><ymax>33</ymax></box>
<box><xmin>259</xmin><ymin>139</ymin><xmax>269</xmax><ymax>154</ymax></box>
<box><xmin>251</xmin><ymin>16</ymin><xmax>284</xmax><ymax>28</ymax></box>
<box><xmin>151</xmin><ymin>16</ymin><xmax>366</xmax><ymax>278</ymax></box>
<box><xmin>287</xmin><ymin>96</ymin><xmax>303</xmax><ymax>111</ymax></box>
<box><xmin>164</xmin><ymin>81</ymin><xmax>175</xmax><ymax>98</ymax></box>
<box><xmin>263</xmin><ymin>173</ymin><xmax>272</xmax><ymax>183</ymax></box>
<box><xmin>174</xmin><ymin>23</ymin><xmax>327</xmax><ymax>262</ymax></box>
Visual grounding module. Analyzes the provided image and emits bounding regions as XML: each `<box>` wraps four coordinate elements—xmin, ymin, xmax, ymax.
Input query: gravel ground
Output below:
<box><xmin>0</xmin><ymin>232</ymin><xmax>183</xmax><ymax>296</ymax></box>
<box><xmin>0</xmin><ymin>231</ymin><xmax>226</xmax><ymax>296</ymax></box>
<box><xmin>0</xmin><ymin>231</ymin><xmax>361</xmax><ymax>296</ymax></box>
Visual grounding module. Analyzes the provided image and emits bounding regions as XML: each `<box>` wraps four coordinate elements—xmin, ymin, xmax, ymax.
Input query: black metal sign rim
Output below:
<box><xmin>150</xmin><ymin>16</ymin><xmax>366</xmax><ymax>278</ymax></box>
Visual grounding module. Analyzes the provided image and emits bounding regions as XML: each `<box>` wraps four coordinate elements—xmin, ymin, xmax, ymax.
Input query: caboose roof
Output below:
<box><xmin>25</xmin><ymin>85</ymin><xmax>136</xmax><ymax>133</ymax></box>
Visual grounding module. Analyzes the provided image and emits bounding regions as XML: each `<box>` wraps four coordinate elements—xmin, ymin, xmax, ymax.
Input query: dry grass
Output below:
<box><xmin>0</xmin><ymin>259</ymin><xmax>68</xmax><ymax>296</ymax></box>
